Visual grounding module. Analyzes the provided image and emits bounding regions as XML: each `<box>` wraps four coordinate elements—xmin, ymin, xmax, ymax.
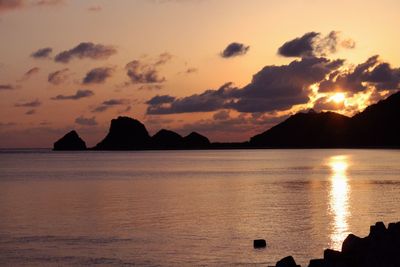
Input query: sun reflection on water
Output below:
<box><xmin>328</xmin><ymin>155</ymin><xmax>351</xmax><ymax>250</ymax></box>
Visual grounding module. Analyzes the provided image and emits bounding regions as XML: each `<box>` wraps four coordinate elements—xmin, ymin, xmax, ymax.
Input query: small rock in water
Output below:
<box><xmin>253</xmin><ymin>239</ymin><xmax>267</xmax><ymax>248</ymax></box>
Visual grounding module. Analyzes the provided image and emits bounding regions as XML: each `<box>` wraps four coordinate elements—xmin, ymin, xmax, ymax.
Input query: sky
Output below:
<box><xmin>1</xmin><ymin>0</ymin><xmax>400</xmax><ymax>148</ymax></box>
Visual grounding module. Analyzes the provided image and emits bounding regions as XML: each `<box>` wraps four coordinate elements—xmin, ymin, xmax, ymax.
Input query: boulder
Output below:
<box><xmin>253</xmin><ymin>239</ymin><xmax>266</xmax><ymax>248</ymax></box>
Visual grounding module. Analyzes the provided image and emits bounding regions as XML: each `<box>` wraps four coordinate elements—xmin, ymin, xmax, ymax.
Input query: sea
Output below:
<box><xmin>0</xmin><ymin>149</ymin><xmax>399</xmax><ymax>266</ymax></box>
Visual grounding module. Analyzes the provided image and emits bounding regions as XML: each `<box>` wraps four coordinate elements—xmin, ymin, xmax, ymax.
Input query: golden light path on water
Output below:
<box><xmin>328</xmin><ymin>155</ymin><xmax>351</xmax><ymax>250</ymax></box>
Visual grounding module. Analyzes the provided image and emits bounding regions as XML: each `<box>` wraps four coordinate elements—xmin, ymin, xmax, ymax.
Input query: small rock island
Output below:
<box><xmin>53</xmin><ymin>130</ymin><xmax>86</xmax><ymax>151</ymax></box>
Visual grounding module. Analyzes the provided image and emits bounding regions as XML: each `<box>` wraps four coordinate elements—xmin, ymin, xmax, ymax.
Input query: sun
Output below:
<box><xmin>330</xmin><ymin>93</ymin><xmax>346</xmax><ymax>104</ymax></box>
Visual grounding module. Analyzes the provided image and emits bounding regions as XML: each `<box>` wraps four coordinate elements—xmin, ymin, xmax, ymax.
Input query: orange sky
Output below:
<box><xmin>1</xmin><ymin>0</ymin><xmax>400</xmax><ymax>148</ymax></box>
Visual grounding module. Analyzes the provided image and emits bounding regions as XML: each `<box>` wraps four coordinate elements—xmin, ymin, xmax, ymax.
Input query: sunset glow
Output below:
<box><xmin>330</xmin><ymin>93</ymin><xmax>346</xmax><ymax>104</ymax></box>
<box><xmin>1</xmin><ymin>0</ymin><xmax>400</xmax><ymax>148</ymax></box>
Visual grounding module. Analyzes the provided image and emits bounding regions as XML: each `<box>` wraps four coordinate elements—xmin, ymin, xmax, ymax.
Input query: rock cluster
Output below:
<box><xmin>274</xmin><ymin>221</ymin><xmax>400</xmax><ymax>267</ymax></box>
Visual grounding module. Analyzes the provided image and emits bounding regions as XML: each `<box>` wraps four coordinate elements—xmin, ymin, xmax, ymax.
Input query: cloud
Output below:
<box><xmin>75</xmin><ymin>115</ymin><xmax>97</xmax><ymax>126</ymax></box>
<box><xmin>146</xmin><ymin>94</ymin><xmax>176</xmax><ymax>105</ymax></box>
<box><xmin>0</xmin><ymin>0</ymin><xmax>23</xmax><ymax>12</ymax></box>
<box><xmin>87</xmin><ymin>5</ymin><xmax>101</xmax><ymax>12</ymax></box>
<box><xmin>82</xmin><ymin>67</ymin><xmax>114</xmax><ymax>84</ymax></box>
<box><xmin>319</xmin><ymin>55</ymin><xmax>400</xmax><ymax>93</ymax></box>
<box><xmin>183</xmin><ymin>67</ymin><xmax>197</xmax><ymax>74</ymax></box>
<box><xmin>213</xmin><ymin>110</ymin><xmax>230</xmax><ymax>120</ymax></box>
<box><xmin>147</xmin><ymin>82</ymin><xmax>237</xmax><ymax>114</ymax></box>
<box><xmin>147</xmin><ymin>57</ymin><xmax>344</xmax><ymax>114</ymax></box>
<box><xmin>125</xmin><ymin>53</ymin><xmax>172</xmax><ymax>84</ymax></box>
<box><xmin>54</xmin><ymin>42</ymin><xmax>117</xmax><ymax>63</ymax></box>
<box><xmin>0</xmin><ymin>0</ymin><xmax>64</xmax><ymax>12</ymax></box>
<box><xmin>221</xmin><ymin>42</ymin><xmax>250</xmax><ymax>58</ymax></box>
<box><xmin>278</xmin><ymin>31</ymin><xmax>355</xmax><ymax>58</ymax></box>
<box><xmin>51</xmin><ymin>89</ymin><xmax>94</xmax><ymax>100</ymax></box>
<box><xmin>20</xmin><ymin>67</ymin><xmax>40</xmax><ymax>81</ymax></box>
<box><xmin>48</xmin><ymin>68</ymin><xmax>69</xmax><ymax>85</ymax></box>
<box><xmin>33</xmin><ymin>0</ymin><xmax>64</xmax><ymax>6</ymax></box>
<box><xmin>31</xmin><ymin>47</ymin><xmax>52</xmax><ymax>59</ymax></box>
<box><xmin>92</xmin><ymin>99</ymin><xmax>129</xmax><ymax>113</ymax></box>
<box><xmin>0</xmin><ymin>122</ymin><xmax>16</xmax><ymax>127</ymax></box>
<box><xmin>15</xmin><ymin>99</ymin><xmax>41</xmax><ymax>107</ymax></box>
<box><xmin>0</xmin><ymin>84</ymin><xmax>14</xmax><ymax>90</ymax></box>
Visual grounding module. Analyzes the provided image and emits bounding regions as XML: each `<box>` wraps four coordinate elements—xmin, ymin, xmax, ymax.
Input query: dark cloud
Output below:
<box><xmin>146</xmin><ymin>95</ymin><xmax>175</xmax><ymax>105</ymax></box>
<box><xmin>221</xmin><ymin>42</ymin><xmax>250</xmax><ymax>58</ymax></box>
<box><xmin>25</xmin><ymin>109</ymin><xmax>36</xmax><ymax>115</ymax></box>
<box><xmin>92</xmin><ymin>99</ymin><xmax>129</xmax><ymax>113</ymax></box>
<box><xmin>147</xmin><ymin>57</ymin><xmax>343</xmax><ymax>114</ymax></box>
<box><xmin>0</xmin><ymin>84</ymin><xmax>14</xmax><ymax>90</ymax></box>
<box><xmin>213</xmin><ymin>110</ymin><xmax>230</xmax><ymax>120</ymax></box>
<box><xmin>137</xmin><ymin>84</ymin><xmax>163</xmax><ymax>91</ymax></box>
<box><xmin>51</xmin><ymin>89</ymin><xmax>94</xmax><ymax>100</ymax></box>
<box><xmin>33</xmin><ymin>0</ymin><xmax>64</xmax><ymax>6</ymax></box>
<box><xmin>82</xmin><ymin>67</ymin><xmax>114</xmax><ymax>84</ymax></box>
<box><xmin>155</xmin><ymin>52</ymin><xmax>173</xmax><ymax>66</ymax></box>
<box><xmin>147</xmin><ymin>82</ymin><xmax>237</xmax><ymax>114</ymax></box>
<box><xmin>185</xmin><ymin>67</ymin><xmax>198</xmax><ymax>74</ymax></box>
<box><xmin>0</xmin><ymin>0</ymin><xmax>23</xmax><ymax>12</ymax></box>
<box><xmin>319</xmin><ymin>55</ymin><xmax>400</xmax><ymax>93</ymax></box>
<box><xmin>0</xmin><ymin>0</ymin><xmax>64</xmax><ymax>12</ymax></box>
<box><xmin>75</xmin><ymin>116</ymin><xmax>98</xmax><ymax>126</ymax></box>
<box><xmin>278</xmin><ymin>31</ymin><xmax>355</xmax><ymax>58</ymax></box>
<box><xmin>20</xmin><ymin>67</ymin><xmax>40</xmax><ymax>81</ymax></box>
<box><xmin>31</xmin><ymin>47</ymin><xmax>52</xmax><ymax>59</ymax></box>
<box><xmin>48</xmin><ymin>68</ymin><xmax>69</xmax><ymax>85</ymax></box>
<box><xmin>125</xmin><ymin>53</ymin><xmax>172</xmax><ymax>84</ymax></box>
<box><xmin>15</xmin><ymin>99</ymin><xmax>41</xmax><ymax>107</ymax></box>
<box><xmin>0</xmin><ymin>122</ymin><xmax>16</xmax><ymax>127</ymax></box>
<box><xmin>55</xmin><ymin>42</ymin><xmax>117</xmax><ymax>63</ymax></box>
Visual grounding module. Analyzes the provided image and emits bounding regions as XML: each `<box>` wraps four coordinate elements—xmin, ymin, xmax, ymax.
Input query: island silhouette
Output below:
<box><xmin>54</xmin><ymin>91</ymin><xmax>400</xmax><ymax>150</ymax></box>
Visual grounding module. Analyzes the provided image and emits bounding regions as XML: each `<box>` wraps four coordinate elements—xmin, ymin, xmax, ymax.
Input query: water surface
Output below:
<box><xmin>0</xmin><ymin>149</ymin><xmax>399</xmax><ymax>266</ymax></box>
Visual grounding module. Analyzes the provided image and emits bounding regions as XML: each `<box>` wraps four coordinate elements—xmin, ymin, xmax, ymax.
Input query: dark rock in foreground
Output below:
<box><xmin>276</xmin><ymin>256</ymin><xmax>300</xmax><ymax>267</ymax></box>
<box><xmin>53</xmin><ymin>130</ymin><xmax>86</xmax><ymax>150</ymax></box>
<box><xmin>253</xmin><ymin>239</ymin><xmax>267</xmax><ymax>248</ymax></box>
<box><xmin>274</xmin><ymin>221</ymin><xmax>400</xmax><ymax>267</ymax></box>
<box><xmin>94</xmin><ymin>116</ymin><xmax>151</xmax><ymax>150</ymax></box>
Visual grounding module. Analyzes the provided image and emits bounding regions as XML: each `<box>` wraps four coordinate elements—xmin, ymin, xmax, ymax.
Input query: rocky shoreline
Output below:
<box><xmin>273</xmin><ymin>221</ymin><xmax>400</xmax><ymax>267</ymax></box>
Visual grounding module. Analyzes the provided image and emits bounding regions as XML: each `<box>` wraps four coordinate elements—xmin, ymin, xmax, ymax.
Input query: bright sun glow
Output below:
<box><xmin>330</xmin><ymin>93</ymin><xmax>346</xmax><ymax>103</ymax></box>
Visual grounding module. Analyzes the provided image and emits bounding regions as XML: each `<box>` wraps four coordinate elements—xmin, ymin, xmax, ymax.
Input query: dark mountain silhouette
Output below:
<box><xmin>94</xmin><ymin>116</ymin><xmax>151</xmax><ymax>150</ymax></box>
<box><xmin>250</xmin><ymin>111</ymin><xmax>351</xmax><ymax>148</ymax></box>
<box><xmin>250</xmin><ymin>91</ymin><xmax>400</xmax><ymax>148</ymax></box>
<box><xmin>182</xmin><ymin>132</ymin><xmax>210</xmax><ymax>149</ymax></box>
<box><xmin>152</xmin><ymin>129</ymin><xmax>184</xmax><ymax>149</ymax></box>
<box><xmin>53</xmin><ymin>130</ymin><xmax>86</xmax><ymax>150</ymax></box>
<box><xmin>350</xmin><ymin>92</ymin><xmax>400</xmax><ymax>147</ymax></box>
<box><xmin>53</xmin><ymin>91</ymin><xmax>400</xmax><ymax>150</ymax></box>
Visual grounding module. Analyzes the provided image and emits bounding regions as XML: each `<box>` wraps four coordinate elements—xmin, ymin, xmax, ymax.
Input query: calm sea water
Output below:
<box><xmin>0</xmin><ymin>149</ymin><xmax>399</xmax><ymax>266</ymax></box>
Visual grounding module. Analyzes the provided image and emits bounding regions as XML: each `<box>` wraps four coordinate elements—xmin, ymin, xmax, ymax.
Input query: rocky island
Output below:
<box><xmin>53</xmin><ymin>91</ymin><xmax>400</xmax><ymax>150</ymax></box>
